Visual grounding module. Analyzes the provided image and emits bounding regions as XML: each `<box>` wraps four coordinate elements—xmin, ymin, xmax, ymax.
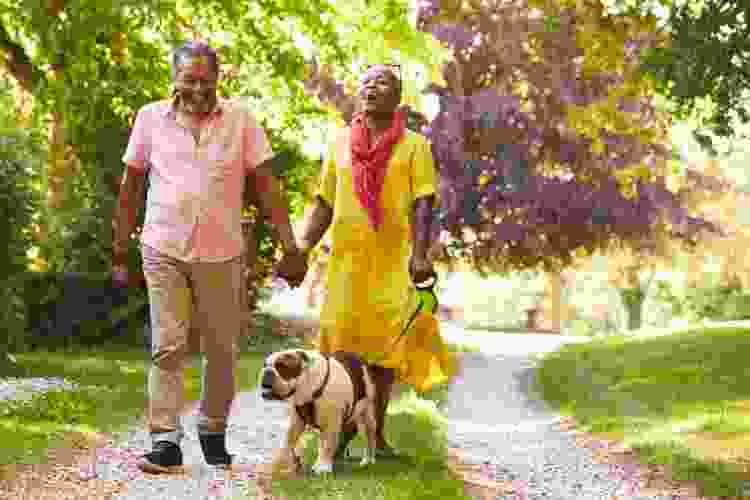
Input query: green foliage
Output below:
<box><xmin>21</xmin><ymin>271</ymin><xmax>148</xmax><ymax>351</ymax></box>
<box><xmin>0</xmin><ymin>122</ymin><xmax>43</xmax><ymax>355</ymax></box>
<box><xmin>654</xmin><ymin>278</ymin><xmax>746</xmax><ymax>322</ymax></box>
<box><xmin>653</xmin><ymin>280</ymin><xmax>685</xmax><ymax>317</ymax></box>
<box><xmin>719</xmin><ymin>292</ymin><xmax>750</xmax><ymax>321</ymax></box>
<box><xmin>636</xmin><ymin>0</ymin><xmax>750</xmax><ymax>153</ymax></box>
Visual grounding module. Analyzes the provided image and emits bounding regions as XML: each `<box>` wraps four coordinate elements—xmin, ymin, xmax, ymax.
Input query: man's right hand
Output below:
<box><xmin>112</xmin><ymin>249</ymin><xmax>130</xmax><ymax>288</ymax></box>
<box><xmin>276</xmin><ymin>248</ymin><xmax>309</xmax><ymax>289</ymax></box>
<box><xmin>112</xmin><ymin>265</ymin><xmax>129</xmax><ymax>288</ymax></box>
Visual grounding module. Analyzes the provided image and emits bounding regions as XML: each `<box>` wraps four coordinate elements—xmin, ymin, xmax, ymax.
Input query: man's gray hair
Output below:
<box><xmin>171</xmin><ymin>40</ymin><xmax>220</xmax><ymax>80</ymax></box>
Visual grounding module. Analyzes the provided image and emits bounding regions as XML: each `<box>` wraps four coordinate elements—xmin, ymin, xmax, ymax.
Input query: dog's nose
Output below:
<box><xmin>261</xmin><ymin>368</ymin><xmax>274</xmax><ymax>388</ymax></box>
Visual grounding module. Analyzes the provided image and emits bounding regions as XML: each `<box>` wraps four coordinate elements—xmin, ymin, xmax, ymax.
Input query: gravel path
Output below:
<box><xmin>1</xmin><ymin>323</ymin><xmax>705</xmax><ymax>499</ymax></box>
<box><xmin>443</xmin><ymin>327</ymin><xmax>695</xmax><ymax>500</ymax></box>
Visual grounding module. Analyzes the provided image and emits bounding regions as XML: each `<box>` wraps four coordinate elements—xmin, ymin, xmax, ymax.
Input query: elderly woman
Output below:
<box><xmin>294</xmin><ymin>65</ymin><xmax>458</xmax><ymax>460</ymax></box>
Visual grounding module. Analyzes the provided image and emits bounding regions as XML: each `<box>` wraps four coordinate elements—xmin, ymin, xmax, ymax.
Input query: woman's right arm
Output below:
<box><xmin>297</xmin><ymin>197</ymin><xmax>333</xmax><ymax>254</ymax></box>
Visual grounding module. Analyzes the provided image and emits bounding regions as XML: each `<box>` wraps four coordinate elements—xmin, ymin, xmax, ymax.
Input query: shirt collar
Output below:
<box><xmin>162</xmin><ymin>96</ymin><xmax>226</xmax><ymax>118</ymax></box>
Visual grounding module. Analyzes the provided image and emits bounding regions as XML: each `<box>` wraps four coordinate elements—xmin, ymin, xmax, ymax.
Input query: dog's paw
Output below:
<box><xmin>311</xmin><ymin>462</ymin><xmax>333</xmax><ymax>475</ymax></box>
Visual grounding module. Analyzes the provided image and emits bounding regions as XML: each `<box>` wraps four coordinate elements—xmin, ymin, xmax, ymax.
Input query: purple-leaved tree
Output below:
<box><xmin>303</xmin><ymin>0</ymin><xmax>726</xmax><ymax>281</ymax></box>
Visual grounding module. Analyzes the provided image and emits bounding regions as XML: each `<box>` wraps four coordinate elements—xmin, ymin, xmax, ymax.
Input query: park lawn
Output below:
<box><xmin>534</xmin><ymin>326</ymin><xmax>750</xmax><ymax>498</ymax></box>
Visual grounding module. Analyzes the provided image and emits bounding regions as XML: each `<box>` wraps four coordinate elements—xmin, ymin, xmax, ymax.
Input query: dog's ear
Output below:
<box><xmin>275</xmin><ymin>352</ymin><xmax>305</xmax><ymax>381</ymax></box>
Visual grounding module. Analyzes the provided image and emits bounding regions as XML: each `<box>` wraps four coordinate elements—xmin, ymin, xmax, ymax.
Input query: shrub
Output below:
<box><xmin>0</xmin><ymin>128</ymin><xmax>43</xmax><ymax>357</ymax></box>
<box><xmin>720</xmin><ymin>293</ymin><xmax>750</xmax><ymax>320</ymax></box>
<box><xmin>654</xmin><ymin>279</ymin><xmax>746</xmax><ymax>322</ymax></box>
<box><xmin>24</xmin><ymin>271</ymin><xmax>148</xmax><ymax>350</ymax></box>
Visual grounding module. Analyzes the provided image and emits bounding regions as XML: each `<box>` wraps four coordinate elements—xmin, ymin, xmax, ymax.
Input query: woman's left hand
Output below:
<box><xmin>410</xmin><ymin>254</ymin><xmax>435</xmax><ymax>285</ymax></box>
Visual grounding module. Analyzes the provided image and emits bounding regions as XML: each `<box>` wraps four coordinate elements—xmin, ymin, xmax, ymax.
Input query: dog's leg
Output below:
<box><xmin>284</xmin><ymin>413</ymin><xmax>306</xmax><ymax>474</ymax></box>
<box><xmin>354</xmin><ymin>402</ymin><xmax>378</xmax><ymax>467</ymax></box>
<box><xmin>312</xmin><ymin>401</ymin><xmax>340</xmax><ymax>475</ymax></box>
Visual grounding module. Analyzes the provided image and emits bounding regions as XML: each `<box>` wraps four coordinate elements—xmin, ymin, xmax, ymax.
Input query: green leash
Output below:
<box><xmin>393</xmin><ymin>272</ymin><xmax>439</xmax><ymax>345</ymax></box>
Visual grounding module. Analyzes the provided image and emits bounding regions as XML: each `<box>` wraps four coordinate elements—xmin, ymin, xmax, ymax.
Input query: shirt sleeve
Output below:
<box><xmin>122</xmin><ymin>107</ymin><xmax>151</xmax><ymax>172</ymax></box>
<box><xmin>243</xmin><ymin>110</ymin><xmax>274</xmax><ymax>173</ymax></box>
<box><xmin>412</xmin><ymin>135</ymin><xmax>439</xmax><ymax>205</ymax></box>
<box><xmin>314</xmin><ymin>142</ymin><xmax>337</xmax><ymax>208</ymax></box>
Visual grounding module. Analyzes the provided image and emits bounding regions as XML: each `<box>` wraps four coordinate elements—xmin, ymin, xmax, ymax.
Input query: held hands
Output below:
<box><xmin>276</xmin><ymin>246</ymin><xmax>309</xmax><ymax>289</ymax></box>
<box><xmin>409</xmin><ymin>254</ymin><xmax>435</xmax><ymax>286</ymax></box>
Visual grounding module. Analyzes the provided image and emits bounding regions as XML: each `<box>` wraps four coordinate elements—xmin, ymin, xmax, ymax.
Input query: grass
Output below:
<box><xmin>533</xmin><ymin>325</ymin><xmax>750</xmax><ymax>498</ymax></box>
<box><xmin>1</xmin><ymin>312</ymin><xmax>478</xmax><ymax>500</ymax></box>
<box><xmin>0</xmin><ymin>331</ymin><xmax>268</xmax><ymax>470</ymax></box>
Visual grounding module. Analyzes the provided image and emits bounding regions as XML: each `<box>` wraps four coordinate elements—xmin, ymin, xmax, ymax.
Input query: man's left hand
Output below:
<box><xmin>410</xmin><ymin>254</ymin><xmax>435</xmax><ymax>285</ymax></box>
<box><xmin>277</xmin><ymin>249</ymin><xmax>309</xmax><ymax>288</ymax></box>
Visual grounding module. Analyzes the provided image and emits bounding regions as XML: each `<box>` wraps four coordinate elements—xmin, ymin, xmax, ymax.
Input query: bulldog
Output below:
<box><xmin>260</xmin><ymin>349</ymin><xmax>378</xmax><ymax>475</ymax></box>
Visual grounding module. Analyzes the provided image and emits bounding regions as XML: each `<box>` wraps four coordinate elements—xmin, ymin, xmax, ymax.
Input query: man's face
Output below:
<box><xmin>174</xmin><ymin>57</ymin><xmax>219</xmax><ymax>115</ymax></box>
<box><xmin>359</xmin><ymin>67</ymin><xmax>401</xmax><ymax>115</ymax></box>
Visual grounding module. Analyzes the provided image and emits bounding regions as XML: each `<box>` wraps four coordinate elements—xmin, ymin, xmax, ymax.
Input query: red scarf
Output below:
<box><xmin>350</xmin><ymin>110</ymin><xmax>406</xmax><ymax>230</ymax></box>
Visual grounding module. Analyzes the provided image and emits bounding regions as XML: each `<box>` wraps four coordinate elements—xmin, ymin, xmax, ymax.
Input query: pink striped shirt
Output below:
<box><xmin>122</xmin><ymin>98</ymin><xmax>273</xmax><ymax>262</ymax></box>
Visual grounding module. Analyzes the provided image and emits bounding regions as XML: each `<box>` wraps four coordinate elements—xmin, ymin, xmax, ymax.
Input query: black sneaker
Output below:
<box><xmin>136</xmin><ymin>441</ymin><xmax>183</xmax><ymax>474</ymax></box>
<box><xmin>199</xmin><ymin>434</ymin><xmax>234</xmax><ymax>468</ymax></box>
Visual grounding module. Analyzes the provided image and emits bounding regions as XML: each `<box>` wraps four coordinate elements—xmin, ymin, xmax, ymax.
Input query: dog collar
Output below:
<box><xmin>311</xmin><ymin>355</ymin><xmax>331</xmax><ymax>400</ymax></box>
<box><xmin>294</xmin><ymin>355</ymin><xmax>332</xmax><ymax>429</ymax></box>
<box><xmin>281</xmin><ymin>355</ymin><xmax>331</xmax><ymax>401</ymax></box>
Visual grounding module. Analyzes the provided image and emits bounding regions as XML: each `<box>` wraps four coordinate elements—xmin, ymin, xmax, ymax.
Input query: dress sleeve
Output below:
<box><xmin>412</xmin><ymin>135</ymin><xmax>439</xmax><ymax>205</ymax></box>
<box><xmin>314</xmin><ymin>142</ymin><xmax>337</xmax><ymax>208</ymax></box>
<box><xmin>122</xmin><ymin>107</ymin><xmax>151</xmax><ymax>172</ymax></box>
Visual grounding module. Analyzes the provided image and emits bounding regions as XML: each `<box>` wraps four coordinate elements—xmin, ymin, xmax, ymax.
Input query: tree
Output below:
<box><xmin>307</xmin><ymin>0</ymin><xmax>725</xmax><ymax>277</ymax></box>
<box><xmin>618</xmin><ymin>0</ymin><xmax>750</xmax><ymax>154</ymax></box>
<box><xmin>0</xmin><ymin>0</ymin><xmax>348</xmax><ymax>274</ymax></box>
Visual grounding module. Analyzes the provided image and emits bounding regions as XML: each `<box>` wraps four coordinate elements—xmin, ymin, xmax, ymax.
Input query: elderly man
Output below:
<box><xmin>112</xmin><ymin>40</ymin><xmax>307</xmax><ymax>473</ymax></box>
<box><xmin>295</xmin><ymin>64</ymin><xmax>457</xmax><ymax>460</ymax></box>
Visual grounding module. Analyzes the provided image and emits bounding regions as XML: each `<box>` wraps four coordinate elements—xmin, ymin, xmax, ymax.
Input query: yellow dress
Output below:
<box><xmin>313</xmin><ymin>126</ymin><xmax>458</xmax><ymax>393</ymax></box>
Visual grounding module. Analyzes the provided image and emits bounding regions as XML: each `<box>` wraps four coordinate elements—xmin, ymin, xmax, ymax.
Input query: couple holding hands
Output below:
<box><xmin>112</xmin><ymin>40</ymin><xmax>456</xmax><ymax>474</ymax></box>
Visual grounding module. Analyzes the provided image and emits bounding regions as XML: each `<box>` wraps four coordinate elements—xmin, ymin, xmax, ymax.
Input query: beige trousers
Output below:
<box><xmin>141</xmin><ymin>244</ymin><xmax>243</xmax><ymax>446</ymax></box>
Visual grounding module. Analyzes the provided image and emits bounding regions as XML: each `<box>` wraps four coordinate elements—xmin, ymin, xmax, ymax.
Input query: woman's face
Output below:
<box><xmin>359</xmin><ymin>67</ymin><xmax>401</xmax><ymax>114</ymax></box>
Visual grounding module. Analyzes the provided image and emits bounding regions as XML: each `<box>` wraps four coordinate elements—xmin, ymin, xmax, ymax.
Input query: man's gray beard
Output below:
<box><xmin>178</xmin><ymin>94</ymin><xmax>216</xmax><ymax>114</ymax></box>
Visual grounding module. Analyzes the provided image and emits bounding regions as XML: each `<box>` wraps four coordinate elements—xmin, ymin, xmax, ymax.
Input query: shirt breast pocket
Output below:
<box><xmin>153</xmin><ymin>141</ymin><xmax>190</xmax><ymax>166</ymax></box>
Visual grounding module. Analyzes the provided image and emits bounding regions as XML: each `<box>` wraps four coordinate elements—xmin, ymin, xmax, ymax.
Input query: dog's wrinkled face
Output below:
<box><xmin>260</xmin><ymin>350</ymin><xmax>311</xmax><ymax>401</ymax></box>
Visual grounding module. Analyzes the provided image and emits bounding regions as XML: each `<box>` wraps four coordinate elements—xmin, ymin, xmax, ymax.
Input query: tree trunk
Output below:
<box><xmin>541</xmin><ymin>271</ymin><xmax>562</xmax><ymax>333</ymax></box>
<box><xmin>620</xmin><ymin>288</ymin><xmax>645</xmax><ymax>331</ymax></box>
<box><xmin>47</xmin><ymin>110</ymin><xmax>67</xmax><ymax>210</ymax></box>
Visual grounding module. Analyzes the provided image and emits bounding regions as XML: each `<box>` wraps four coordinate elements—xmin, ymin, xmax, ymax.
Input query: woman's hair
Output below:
<box><xmin>171</xmin><ymin>40</ymin><xmax>220</xmax><ymax>80</ymax></box>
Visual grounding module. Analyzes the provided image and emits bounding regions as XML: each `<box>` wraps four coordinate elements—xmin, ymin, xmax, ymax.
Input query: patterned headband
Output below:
<box><xmin>364</xmin><ymin>64</ymin><xmax>402</xmax><ymax>82</ymax></box>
